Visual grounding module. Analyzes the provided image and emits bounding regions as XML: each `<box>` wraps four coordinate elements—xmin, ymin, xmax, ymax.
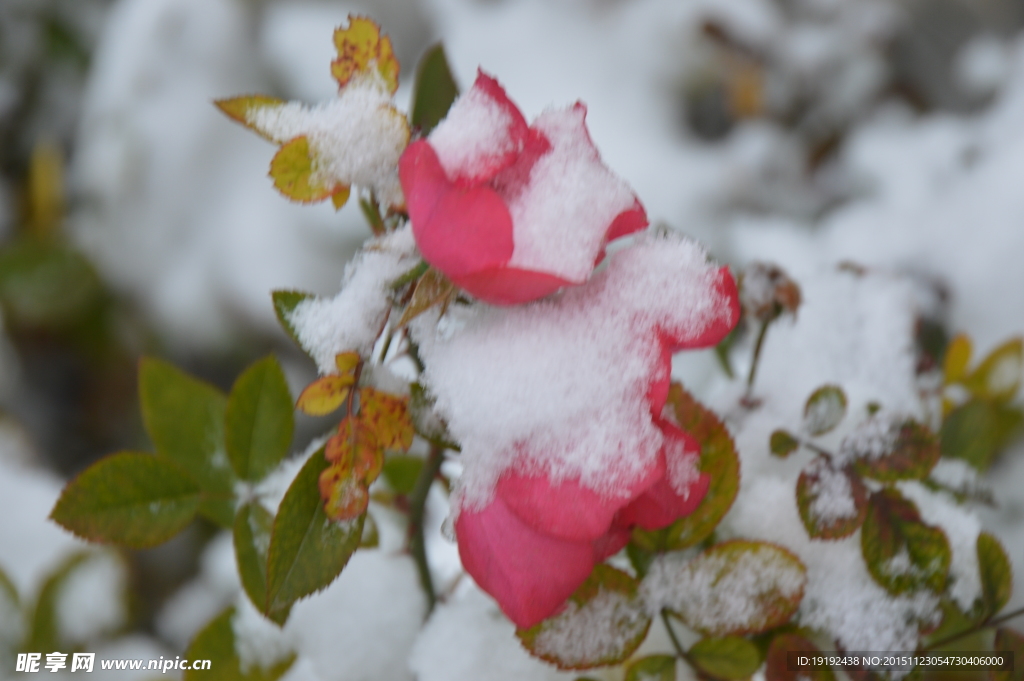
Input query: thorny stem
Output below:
<box><xmin>407</xmin><ymin>444</ymin><xmax>446</xmax><ymax>613</ymax></box>
<box><xmin>922</xmin><ymin>606</ymin><xmax>1024</xmax><ymax>652</ymax></box>
<box><xmin>745</xmin><ymin>319</ymin><xmax>771</xmax><ymax>396</ymax></box>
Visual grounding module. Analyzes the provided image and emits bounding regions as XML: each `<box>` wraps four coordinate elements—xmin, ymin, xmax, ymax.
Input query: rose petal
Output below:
<box><xmin>427</xmin><ymin>71</ymin><xmax>531</xmax><ymax>186</ymax></box>
<box><xmin>616</xmin><ymin>421</ymin><xmax>709</xmax><ymax>530</ymax></box>
<box><xmin>456</xmin><ymin>496</ymin><xmax>596</xmax><ymax>628</ymax></box>
<box><xmin>593</xmin><ymin>526</ymin><xmax>631</xmax><ymax>561</ymax></box>
<box><xmin>400</xmin><ymin>140</ymin><xmax>514</xmax><ymax>278</ymax></box>
<box><xmin>659</xmin><ymin>266</ymin><xmax>741</xmax><ymax>351</ymax></box>
<box><xmin>605</xmin><ymin>199</ymin><xmax>649</xmax><ymax>242</ymax></box>
<box><xmin>496</xmin><ymin>462</ymin><xmax>662</xmax><ymax>541</ymax></box>
<box><xmin>451</xmin><ymin>266</ymin><xmax>573</xmax><ymax>306</ymax></box>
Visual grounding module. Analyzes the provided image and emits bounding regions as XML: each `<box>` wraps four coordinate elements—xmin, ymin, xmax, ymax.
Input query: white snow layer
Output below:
<box><xmin>409</xmin><ymin>588</ymin><xmax>576</xmax><ymax>681</ymax></box>
<box><xmin>246</xmin><ymin>80</ymin><xmax>409</xmax><ymax>209</ymax></box>
<box><xmin>430</xmin><ymin>81</ymin><xmax>519</xmax><ymax>183</ymax></box>
<box><xmin>289</xmin><ymin>226</ymin><xmax>418</xmax><ymax>374</ymax></box>
<box><xmin>412</xmin><ymin>233</ymin><xmax>733</xmax><ymax>511</ymax></box>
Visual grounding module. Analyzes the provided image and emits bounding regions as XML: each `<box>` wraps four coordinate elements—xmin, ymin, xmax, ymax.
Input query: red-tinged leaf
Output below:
<box><xmin>803</xmin><ymin>385</ymin><xmax>847</xmax><ymax>436</ymax></box>
<box><xmin>633</xmin><ymin>383</ymin><xmax>739</xmax><ymax>551</ymax></box>
<box><xmin>269</xmin><ymin>136</ymin><xmax>341</xmax><ymax>203</ymax></box>
<box><xmin>658</xmin><ymin>540</ymin><xmax>806</xmax><ymax>637</ymax></box>
<box><xmin>796</xmin><ymin>457</ymin><xmax>868</xmax><ymax>540</ymax></box>
<box><xmin>689</xmin><ymin>636</ymin><xmax>762</xmax><ymax>680</ymax></box>
<box><xmin>50</xmin><ymin>452</ymin><xmax>202</xmax><ymax>548</ymax></box>
<box><xmin>517</xmin><ymin>565</ymin><xmax>651</xmax><ymax>670</ymax></box>
<box><xmin>318</xmin><ymin>466</ymin><xmax>370</xmax><ymax>521</ymax></box>
<box><xmin>964</xmin><ymin>338</ymin><xmax>1022</xmax><ymax>402</ymax></box>
<box><xmin>847</xmin><ymin>418</ymin><xmax>940</xmax><ymax>482</ymax></box>
<box><xmin>325</xmin><ymin>416</ymin><xmax>382</xmax><ymax>484</ymax></box>
<box><xmin>861</xmin><ymin>488</ymin><xmax>951</xmax><ymax>594</ymax></box>
<box><xmin>992</xmin><ymin>628</ymin><xmax>1024</xmax><ymax>681</ymax></box>
<box><xmin>214</xmin><ymin>95</ymin><xmax>287</xmax><ymax>142</ymax></box>
<box><xmin>295</xmin><ymin>374</ymin><xmax>354</xmax><ymax>416</ymax></box>
<box><xmin>944</xmin><ymin>334</ymin><xmax>972</xmax><ymax>385</ymax></box>
<box><xmin>977</xmin><ymin>532</ymin><xmax>1012</xmax><ymax>617</ymax></box>
<box><xmin>766</xmin><ymin>634</ymin><xmax>834</xmax><ymax>681</ymax></box>
<box><xmin>331</xmin><ymin>16</ymin><xmax>400</xmax><ymax>94</ymax></box>
<box><xmin>624</xmin><ymin>655</ymin><xmax>676</xmax><ymax>681</ymax></box>
<box><xmin>184</xmin><ymin>607</ymin><xmax>295</xmax><ymax>681</ymax></box>
<box><xmin>397</xmin><ymin>267</ymin><xmax>457</xmax><ymax>327</ymax></box>
<box><xmin>359</xmin><ymin>387</ymin><xmax>414</xmax><ymax>452</ymax></box>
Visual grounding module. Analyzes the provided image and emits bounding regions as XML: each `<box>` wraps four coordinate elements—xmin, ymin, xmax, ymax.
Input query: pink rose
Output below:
<box><xmin>399</xmin><ymin>71</ymin><xmax>648</xmax><ymax>305</ymax></box>
<box><xmin>437</xmin><ymin>237</ymin><xmax>740</xmax><ymax>628</ymax></box>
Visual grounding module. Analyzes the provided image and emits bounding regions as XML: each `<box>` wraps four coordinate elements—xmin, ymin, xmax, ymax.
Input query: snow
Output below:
<box><xmin>505</xmin><ymin>105</ymin><xmax>637</xmax><ymax>282</ymax></box>
<box><xmin>409</xmin><ymin>588</ymin><xmax>576</xmax><ymax>681</ymax></box>
<box><xmin>641</xmin><ymin>543</ymin><xmax>806</xmax><ymax>636</ymax></box>
<box><xmin>430</xmin><ymin>81</ymin><xmax>519</xmax><ymax>183</ymax></box>
<box><xmin>232</xmin><ymin>596</ymin><xmax>295</xmax><ymax>675</ymax></box>
<box><xmin>528</xmin><ymin>585</ymin><xmax>649</xmax><ymax>668</ymax></box>
<box><xmin>412</xmin><ymin>233</ymin><xmax>732</xmax><ymax>511</ymax></box>
<box><xmin>803</xmin><ymin>457</ymin><xmax>859</xmax><ymax>525</ymax></box>
<box><xmin>245</xmin><ymin>81</ymin><xmax>409</xmax><ymax>209</ymax></box>
<box><xmin>57</xmin><ymin>552</ymin><xmax>127</xmax><ymax>646</ymax></box>
<box><xmin>724</xmin><ymin>478</ymin><xmax>940</xmax><ymax>652</ymax></box>
<box><xmin>837</xmin><ymin>412</ymin><xmax>903</xmax><ymax>465</ymax></box>
<box><xmin>288</xmin><ymin>226</ymin><xmax>418</xmax><ymax>375</ymax></box>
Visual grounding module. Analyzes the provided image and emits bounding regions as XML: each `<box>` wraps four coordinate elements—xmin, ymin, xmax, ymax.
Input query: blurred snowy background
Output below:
<box><xmin>1</xmin><ymin>0</ymin><xmax>1023</xmax><ymax>678</ymax></box>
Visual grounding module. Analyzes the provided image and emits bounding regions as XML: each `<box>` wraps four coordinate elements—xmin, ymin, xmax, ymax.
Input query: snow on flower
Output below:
<box><xmin>411</xmin><ymin>232</ymin><xmax>739</xmax><ymax>627</ymax></box>
<box><xmin>399</xmin><ymin>71</ymin><xmax>649</xmax><ymax>306</ymax></box>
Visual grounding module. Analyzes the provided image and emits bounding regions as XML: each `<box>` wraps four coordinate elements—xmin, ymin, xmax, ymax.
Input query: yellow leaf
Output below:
<box><xmin>319</xmin><ymin>466</ymin><xmax>369</xmax><ymax>521</ymax></box>
<box><xmin>331</xmin><ymin>186</ymin><xmax>351</xmax><ymax>211</ymax></box>
<box><xmin>27</xmin><ymin>139</ymin><xmax>64</xmax><ymax>236</ymax></box>
<box><xmin>331</xmin><ymin>16</ymin><xmax>400</xmax><ymax>95</ymax></box>
<box><xmin>360</xmin><ymin>387</ymin><xmax>414</xmax><ymax>451</ymax></box>
<box><xmin>965</xmin><ymin>338</ymin><xmax>1023</xmax><ymax>402</ymax></box>
<box><xmin>326</xmin><ymin>416</ymin><xmax>383</xmax><ymax>484</ymax></box>
<box><xmin>214</xmin><ymin>95</ymin><xmax>287</xmax><ymax>142</ymax></box>
<box><xmin>398</xmin><ymin>268</ymin><xmax>457</xmax><ymax>327</ymax></box>
<box><xmin>269</xmin><ymin>136</ymin><xmax>342</xmax><ymax>203</ymax></box>
<box><xmin>335</xmin><ymin>352</ymin><xmax>361</xmax><ymax>375</ymax></box>
<box><xmin>944</xmin><ymin>334</ymin><xmax>972</xmax><ymax>384</ymax></box>
<box><xmin>296</xmin><ymin>374</ymin><xmax>355</xmax><ymax>416</ymax></box>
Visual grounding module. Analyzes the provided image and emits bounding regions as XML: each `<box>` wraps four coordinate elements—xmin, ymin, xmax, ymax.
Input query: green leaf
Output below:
<box><xmin>803</xmin><ymin>385</ymin><xmax>847</xmax><ymax>436</ymax></box>
<box><xmin>234</xmin><ymin>502</ymin><xmax>275</xmax><ymax>621</ymax></box>
<box><xmin>265</xmin><ymin>448</ymin><xmax>364</xmax><ymax>622</ymax></box>
<box><xmin>0</xmin><ymin>239</ymin><xmax>103</xmax><ymax>329</ymax></box>
<box><xmin>271</xmin><ymin>290</ymin><xmax>315</xmax><ymax>347</ymax></box>
<box><xmin>50</xmin><ymin>452</ymin><xmax>202</xmax><ymax>548</ymax></box>
<box><xmin>410</xmin><ymin>44</ymin><xmax>459</xmax><ymax>134</ymax></box>
<box><xmin>184</xmin><ymin>607</ymin><xmax>295</xmax><ymax>681</ymax></box>
<box><xmin>941</xmin><ymin>399</ymin><xmax>1024</xmax><ymax>471</ymax></box>
<box><xmin>24</xmin><ymin>551</ymin><xmax>90</xmax><ymax>653</ymax></box>
<box><xmin>770</xmin><ymin>430</ymin><xmax>800</xmax><ymax>458</ymax></box>
<box><xmin>977</xmin><ymin>532</ymin><xmax>1012</xmax><ymax>617</ymax></box>
<box><xmin>922</xmin><ymin>599</ymin><xmax>985</xmax><ymax>651</ymax></box>
<box><xmin>517</xmin><ymin>565</ymin><xmax>651</xmax><ymax>670</ymax></box>
<box><xmin>963</xmin><ymin>338</ymin><xmax>1022</xmax><ymax>402</ymax></box>
<box><xmin>664</xmin><ymin>540</ymin><xmax>806</xmax><ymax>637</ymax></box>
<box><xmin>765</xmin><ymin>633</ymin><xmax>834</xmax><ymax>681</ymax></box>
<box><xmin>634</xmin><ymin>384</ymin><xmax>739</xmax><ymax>552</ymax></box>
<box><xmin>992</xmin><ymin>628</ymin><xmax>1024</xmax><ymax>681</ymax></box>
<box><xmin>625</xmin><ymin>655</ymin><xmax>676</xmax><ymax>681</ymax></box>
<box><xmin>139</xmin><ymin>358</ymin><xmax>234</xmax><ymax>526</ymax></box>
<box><xmin>849</xmin><ymin>419</ymin><xmax>940</xmax><ymax>482</ymax></box>
<box><xmin>359</xmin><ymin>513</ymin><xmax>380</xmax><ymax>549</ymax></box>
<box><xmin>689</xmin><ymin>636</ymin><xmax>761</xmax><ymax>680</ymax></box>
<box><xmin>226</xmin><ymin>356</ymin><xmax>294</xmax><ymax>481</ymax></box>
<box><xmin>861</xmin><ymin>488</ymin><xmax>951</xmax><ymax>594</ymax></box>
<box><xmin>796</xmin><ymin>458</ymin><xmax>868</xmax><ymax>540</ymax></box>
<box><xmin>382</xmin><ymin>455</ymin><xmax>424</xmax><ymax>495</ymax></box>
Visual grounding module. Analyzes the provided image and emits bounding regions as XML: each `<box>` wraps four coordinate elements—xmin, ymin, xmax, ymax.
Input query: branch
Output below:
<box><xmin>407</xmin><ymin>444</ymin><xmax>445</xmax><ymax>613</ymax></box>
